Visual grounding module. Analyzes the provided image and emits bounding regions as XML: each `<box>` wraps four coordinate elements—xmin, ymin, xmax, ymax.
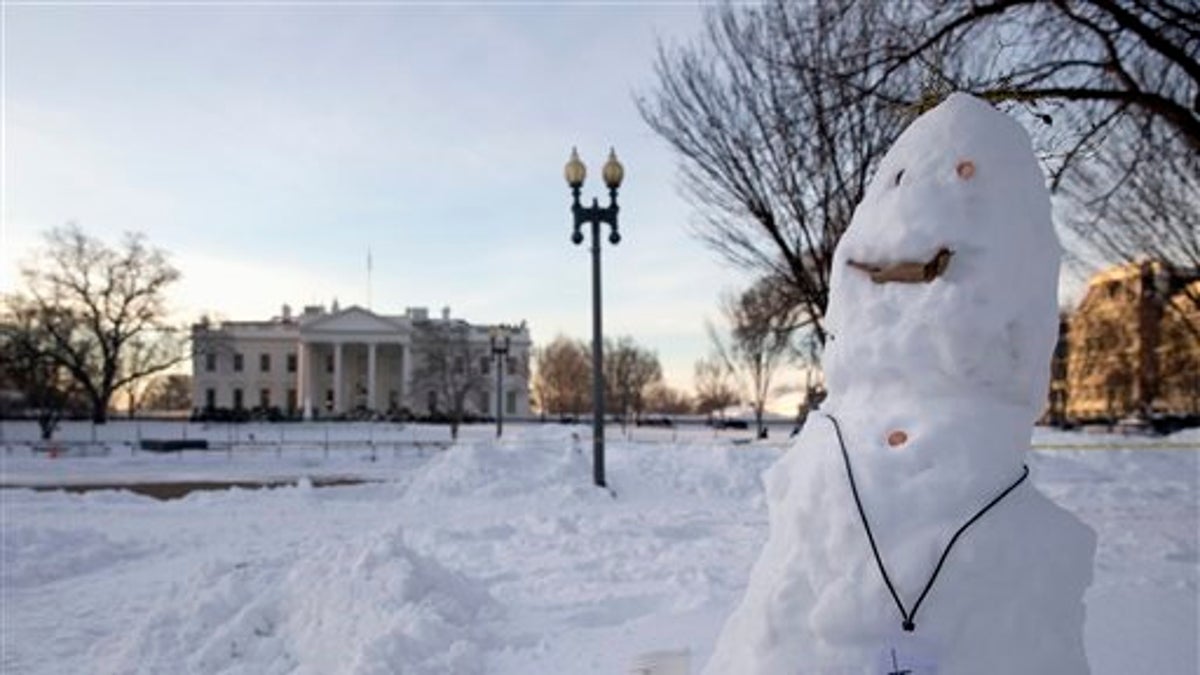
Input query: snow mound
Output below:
<box><xmin>611</xmin><ymin>443</ymin><xmax>781</xmax><ymax>502</ymax></box>
<box><xmin>99</xmin><ymin>527</ymin><xmax>496</xmax><ymax>674</ymax></box>
<box><xmin>2</xmin><ymin>525</ymin><xmax>147</xmax><ymax>588</ymax></box>
<box><xmin>404</xmin><ymin>428</ymin><xmax>593</xmax><ymax>501</ymax></box>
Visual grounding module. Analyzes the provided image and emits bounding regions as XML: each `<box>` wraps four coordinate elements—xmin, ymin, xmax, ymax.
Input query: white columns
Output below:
<box><xmin>298</xmin><ymin>341</ymin><xmax>311</xmax><ymax>420</ymax></box>
<box><xmin>367</xmin><ymin>342</ymin><xmax>378</xmax><ymax>412</ymax></box>
<box><xmin>401</xmin><ymin>344</ymin><xmax>412</xmax><ymax>409</ymax></box>
<box><xmin>333</xmin><ymin>341</ymin><xmax>344</xmax><ymax>414</ymax></box>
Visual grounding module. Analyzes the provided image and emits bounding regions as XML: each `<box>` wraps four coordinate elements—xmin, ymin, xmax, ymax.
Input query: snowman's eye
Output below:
<box><xmin>894</xmin><ymin>169</ymin><xmax>905</xmax><ymax>186</ymax></box>
<box><xmin>956</xmin><ymin>160</ymin><xmax>976</xmax><ymax>180</ymax></box>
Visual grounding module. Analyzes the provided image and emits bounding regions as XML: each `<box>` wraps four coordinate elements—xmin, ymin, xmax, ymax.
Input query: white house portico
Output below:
<box><xmin>297</xmin><ymin>307</ymin><xmax>414</xmax><ymax>417</ymax></box>
<box><xmin>192</xmin><ymin>304</ymin><xmax>531</xmax><ymax>420</ymax></box>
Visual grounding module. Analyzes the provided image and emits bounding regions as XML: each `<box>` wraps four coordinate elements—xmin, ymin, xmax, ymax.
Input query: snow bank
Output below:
<box><xmin>2</xmin><ymin>526</ymin><xmax>148</xmax><ymax>588</ymax></box>
<box><xmin>609</xmin><ymin>441</ymin><xmax>780</xmax><ymax>502</ymax></box>
<box><xmin>402</xmin><ymin>427</ymin><xmax>781</xmax><ymax>505</ymax></box>
<box><xmin>97</xmin><ymin>527</ymin><xmax>496</xmax><ymax>674</ymax></box>
<box><xmin>402</xmin><ymin>428</ymin><xmax>594</xmax><ymax>502</ymax></box>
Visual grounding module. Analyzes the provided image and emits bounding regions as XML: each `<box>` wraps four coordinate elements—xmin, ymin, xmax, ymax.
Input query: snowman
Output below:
<box><xmin>703</xmin><ymin>94</ymin><xmax>1095</xmax><ymax>675</ymax></box>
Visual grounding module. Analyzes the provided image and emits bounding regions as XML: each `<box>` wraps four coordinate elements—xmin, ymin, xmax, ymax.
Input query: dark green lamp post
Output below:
<box><xmin>565</xmin><ymin>147</ymin><xmax>624</xmax><ymax>489</ymax></box>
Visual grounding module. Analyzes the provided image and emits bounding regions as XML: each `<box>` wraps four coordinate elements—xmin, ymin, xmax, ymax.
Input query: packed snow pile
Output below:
<box><xmin>403</xmin><ymin>426</ymin><xmax>780</xmax><ymax>505</ymax></box>
<box><xmin>608</xmin><ymin>441</ymin><xmax>779</xmax><ymax>502</ymax></box>
<box><xmin>98</xmin><ymin>526</ymin><xmax>497</xmax><ymax>675</ymax></box>
<box><xmin>706</xmin><ymin>93</ymin><xmax>1096</xmax><ymax>674</ymax></box>
<box><xmin>403</xmin><ymin>428</ymin><xmax>594</xmax><ymax>501</ymax></box>
<box><xmin>1</xmin><ymin>525</ymin><xmax>149</xmax><ymax>589</ymax></box>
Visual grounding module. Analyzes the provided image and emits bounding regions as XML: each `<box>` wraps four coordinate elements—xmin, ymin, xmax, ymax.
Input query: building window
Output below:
<box><xmin>325</xmin><ymin>389</ymin><xmax>334</xmax><ymax>411</ymax></box>
<box><xmin>506</xmin><ymin>390</ymin><xmax>517</xmax><ymax>415</ymax></box>
<box><xmin>427</xmin><ymin>390</ymin><xmax>438</xmax><ymax>412</ymax></box>
<box><xmin>205</xmin><ymin>353</ymin><xmax>217</xmax><ymax>372</ymax></box>
<box><xmin>260</xmin><ymin>388</ymin><xmax>271</xmax><ymax>409</ymax></box>
<box><xmin>233</xmin><ymin>388</ymin><xmax>244</xmax><ymax>410</ymax></box>
<box><xmin>453</xmin><ymin>357</ymin><xmax>465</xmax><ymax>375</ymax></box>
<box><xmin>287</xmin><ymin>389</ymin><xmax>297</xmax><ymax>413</ymax></box>
<box><xmin>260</xmin><ymin>353</ymin><xmax>271</xmax><ymax>373</ymax></box>
<box><xmin>506</xmin><ymin>356</ymin><xmax>517</xmax><ymax>376</ymax></box>
<box><xmin>480</xmin><ymin>391</ymin><xmax>490</xmax><ymax>413</ymax></box>
<box><xmin>287</xmin><ymin>353</ymin><xmax>297</xmax><ymax>373</ymax></box>
<box><xmin>233</xmin><ymin>353</ymin><xmax>244</xmax><ymax>372</ymax></box>
<box><xmin>326</xmin><ymin>354</ymin><xmax>334</xmax><ymax>373</ymax></box>
<box><xmin>480</xmin><ymin>357</ymin><xmax>491</xmax><ymax>375</ymax></box>
<box><xmin>205</xmin><ymin>388</ymin><xmax>216</xmax><ymax>410</ymax></box>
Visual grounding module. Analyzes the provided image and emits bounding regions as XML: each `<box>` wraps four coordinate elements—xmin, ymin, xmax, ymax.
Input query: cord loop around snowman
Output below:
<box><xmin>823</xmin><ymin>413</ymin><xmax>1029</xmax><ymax>633</ymax></box>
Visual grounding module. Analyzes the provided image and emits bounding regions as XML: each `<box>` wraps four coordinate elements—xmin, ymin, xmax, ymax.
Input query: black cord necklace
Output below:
<box><xmin>824</xmin><ymin>413</ymin><xmax>1029</xmax><ymax>633</ymax></box>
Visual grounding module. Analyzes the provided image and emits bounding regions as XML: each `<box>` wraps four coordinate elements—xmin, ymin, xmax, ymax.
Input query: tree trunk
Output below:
<box><xmin>91</xmin><ymin>398</ymin><xmax>108</xmax><ymax>424</ymax></box>
<box><xmin>38</xmin><ymin>414</ymin><xmax>56</xmax><ymax>440</ymax></box>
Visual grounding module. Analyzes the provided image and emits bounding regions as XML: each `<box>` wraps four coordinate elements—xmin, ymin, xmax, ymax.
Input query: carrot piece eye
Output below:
<box><xmin>894</xmin><ymin>169</ymin><xmax>905</xmax><ymax>186</ymax></box>
<box><xmin>956</xmin><ymin>160</ymin><xmax>976</xmax><ymax>180</ymax></box>
<box><xmin>887</xmin><ymin>430</ymin><xmax>908</xmax><ymax>447</ymax></box>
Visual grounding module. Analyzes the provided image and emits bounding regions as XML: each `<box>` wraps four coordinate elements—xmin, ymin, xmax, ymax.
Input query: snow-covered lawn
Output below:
<box><xmin>1</xmin><ymin>422</ymin><xmax>1196</xmax><ymax>674</ymax></box>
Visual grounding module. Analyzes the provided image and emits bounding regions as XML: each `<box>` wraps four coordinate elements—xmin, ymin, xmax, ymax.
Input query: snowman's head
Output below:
<box><xmin>823</xmin><ymin>93</ymin><xmax>1061</xmax><ymax>418</ymax></box>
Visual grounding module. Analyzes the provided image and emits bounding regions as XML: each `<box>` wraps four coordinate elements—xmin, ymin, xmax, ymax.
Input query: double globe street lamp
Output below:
<box><xmin>564</xmin><ymin>147</ymin><xmax>624</xmax><ymax>489</ymax></box>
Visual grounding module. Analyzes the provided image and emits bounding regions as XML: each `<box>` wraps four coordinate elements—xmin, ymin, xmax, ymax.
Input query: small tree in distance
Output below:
<box><xmin>711</xmin><ymin>277</ymin><xmax>799</xmax><ymax>437</ymax></box>
<box><xmin>604</xmin><ymin>336</ymin><xmax>663</xmax><ymax>427</ymax></box>
<box><xmin>693</xmin><ymin>356</ymin><xmax>738</xmax><ymax>422</ymax></box>
<box><xmin>532</xmin><ymin>335</ymin><xmax>592</xmax><ymax>418</ymax></box>
<box><xmin>643</xmin><ymin>383</ymin><xmax>693</xmax><ymax>416</ymax></box>
<box><xmin>142</xmin><ymin>374</ymin><xmax>193</xmax><ymax>412</ymax></box>
<box><xmin>410</xmin><ymin>319</ymin><xmax>489</xmax><ymax>441</ymax></box>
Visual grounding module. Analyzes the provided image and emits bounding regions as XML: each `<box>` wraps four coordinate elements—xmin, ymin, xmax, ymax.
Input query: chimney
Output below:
<box><xmin>281</xmin><ymin>304</ymin><xmax>292</xmax><ymax>322</ymax></box>
<box><xmin>442</xmin><ymin>306</ymin><xmax>451</xmax><ymax>320</ymax></box>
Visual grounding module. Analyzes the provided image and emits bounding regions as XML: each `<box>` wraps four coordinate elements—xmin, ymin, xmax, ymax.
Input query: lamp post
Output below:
<box><xmin>564</xmin><ymin>146</ymin><xmax>624</xmax><ymax>489</ymax></box>
<box><xmin>489</xmin><ymin>327</ymin><xmax>510</xmax><ymax>438</ymax></box>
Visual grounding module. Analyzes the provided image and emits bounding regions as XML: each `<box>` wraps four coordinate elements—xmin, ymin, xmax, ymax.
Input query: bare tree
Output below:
<box><xmin>532</xmin><ymin>335</ymin><xmax>592</xmax><ymax>417</ymax></box>
<box><xmin>643</xmin><ymin>382</ymin><xmax>694</xmax><ymax>416</ymax></box>
<box><xmin>142</xmin><ymin>373</ymin><xmax>193</xmax><ymax>412</ymax></box>
<box><xmin>693</xmin><ymin>355</ymin><xmax>739</xmax><ymax>420</ymax></box>
<box><xmin>1060</xmin><ymin>116</ymin><xmax>1199</xmax><ymax>332</ymax></box>
<box><xmin>603</xmin><ymin>336</ymin><xmax>663</xmax><ymax>425</ymax></box>
<box><xmin>844</xmin><ymin>0</ymin><xmax>1198</xmax><ymax>154</ymax></box>
<box><xmin>710</xmin><ymin>277</ymin><xmax>799</xmax><ymax>437</ymax></box>
<box><xmin>639</xmin><ymin>0</ymin><xmax>913</xmax><ymax>346</ymax></box>
<box><xmin>0</xmin><ymin>302</ymin><xmax>86</xmax><ymax>439</ymax></box>
<box><xmin>10</xmin><ymin>225</ymin><xmax>183</xmax><ymax>423</ymax></box>
<box><xmin>410</xmin><ymin>319</ymin><xmax>489</xmax><ymax>441</ymax></box>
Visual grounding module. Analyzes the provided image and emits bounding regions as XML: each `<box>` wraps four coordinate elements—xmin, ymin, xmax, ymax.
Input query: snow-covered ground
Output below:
<box><xmin>1</xmin><ymin>422</ymin><xmax>1196</xmax><ymax>674</ymax></box>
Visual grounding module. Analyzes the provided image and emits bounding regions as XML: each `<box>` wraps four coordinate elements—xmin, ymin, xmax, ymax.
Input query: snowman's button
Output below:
<box><xmin>887</xmin><ymin>430</ymin><xmax>908</xmax><ymax>447</ymax></box>
<box><xmin>956</xmin><ymin>159</ymin><xmax>976</xmax><ymax>180</ymax></box>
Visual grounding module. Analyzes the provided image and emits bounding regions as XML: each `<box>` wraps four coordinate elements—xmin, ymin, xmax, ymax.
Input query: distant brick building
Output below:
<box><xmin>1057</xmin><ymin>261</ymin><xmax>1200</xmax><ymax>423</ymax></box>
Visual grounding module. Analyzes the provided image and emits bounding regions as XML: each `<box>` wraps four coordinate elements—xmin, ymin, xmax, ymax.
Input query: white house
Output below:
<box><xmin>191</xmin><ymin>304</ymin><xmax>531</xmax><ymax>419</ymax></box>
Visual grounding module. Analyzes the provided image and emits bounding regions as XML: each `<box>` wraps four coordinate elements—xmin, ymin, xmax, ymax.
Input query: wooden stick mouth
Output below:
<box><xmin>846</xmin><ymin>248</ymin><xmax>954</xmax><ymax>284</ymax></box>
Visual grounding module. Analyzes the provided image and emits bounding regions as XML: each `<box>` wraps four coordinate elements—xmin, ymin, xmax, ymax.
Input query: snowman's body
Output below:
<box><xmin>704</xmin><ymin>94</ymin><xmax>1095</xmax><ymax>675</ymax></box>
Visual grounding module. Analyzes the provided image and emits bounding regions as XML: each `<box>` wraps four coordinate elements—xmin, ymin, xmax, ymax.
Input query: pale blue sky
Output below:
<box><xmin>2</xmin><ymin>1</ymin><xmax>767</xmax><ymax>395</ymax></box>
